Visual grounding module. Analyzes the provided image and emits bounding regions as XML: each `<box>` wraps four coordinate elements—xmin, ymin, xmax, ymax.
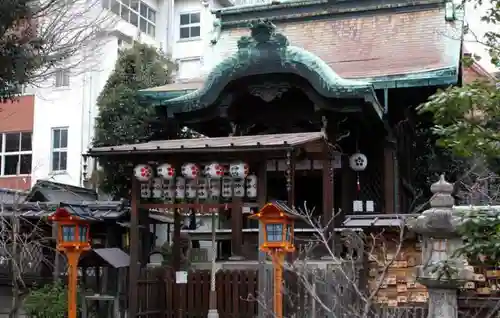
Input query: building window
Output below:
<box><xmin>102</xmin><ymin>0</ymin><xmax>156</xmax><ymax>37</ymax></box>
<box><xmin>179</xmin><ymin>12</ymin><xmax>200</xmax><ymax>40</ymax></box>
<box><xmin>0</xmin><ymin>132</ymin><xmax>32</xmax><ymax>176</ymax></box>
<box><xmin>178</xmin><ymin>58</ymin><xmax>201</xmax><ymax>80</ymax></box>
<box><xmin>54</xmin><ymin>69</ymin><xmax>70</xmax><ymax>87</ymax></box>
<box><xmin>52</xmin><ymin>128</ymin><xmax>68</xmax><ymax>172</ymax></box>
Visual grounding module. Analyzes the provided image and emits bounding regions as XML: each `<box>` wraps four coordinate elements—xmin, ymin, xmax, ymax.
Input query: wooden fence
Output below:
<box><xmin>135</xmin><ymin>266</ymin><xmax>500</xmax><ymax>318</ymax></box>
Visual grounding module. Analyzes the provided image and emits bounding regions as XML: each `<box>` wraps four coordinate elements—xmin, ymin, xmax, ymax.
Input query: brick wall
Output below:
<box><xmin>0</xmin><ymin>96</ymin><xmax>34</xmax><ymax>190</ymax></box>
<box><xmin>462</xmin><ymin>53</ymin><xmax>494</xmax><ymax>84</ymax></box>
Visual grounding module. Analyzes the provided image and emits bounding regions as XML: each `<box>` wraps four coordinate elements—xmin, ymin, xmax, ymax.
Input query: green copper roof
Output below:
<box><xmin>159</xmin><ymin>19</ymin><xmax>382</xmax><ymax>118</ymax></box>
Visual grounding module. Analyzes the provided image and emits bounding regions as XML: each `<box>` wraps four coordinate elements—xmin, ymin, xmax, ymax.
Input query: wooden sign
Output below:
<box><xmin>486</xmin><ymin>270</ymin><xmax>500</xmax><ymax>278</ymax></box>
<box><xmin>377</xmin><ymin>296</ymin><xmax>388</xmax><ymax>304</ymax></box>
<box><xmin>477</xmin><ymin>287</ymin><xmax>491</xmax><ymax>295</ymax></box>
<box><xmin>397</xmin><ymin>284</ymin><xmax>408</xmax><ymax>293</ymax></box>
<box><xmin>386</xmin><ymin>275</ymin><xmax>397</xmax><ymax>285</ymax></box>
<box><xmin>397</xmin><ymin>296</ymin><xmax>408</xmax><ymax>303</ymax></box>
<box><xmin>464</xmin><ymin>282</ymin><xmax>475</xmax><ymax>289</ymax></box>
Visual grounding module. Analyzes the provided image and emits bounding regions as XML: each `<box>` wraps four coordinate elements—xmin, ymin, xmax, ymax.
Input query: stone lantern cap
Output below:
<box><xmin>407</xmin><ymin>174</ymin><xmax>460</xmax><ymax>237</ymax></box>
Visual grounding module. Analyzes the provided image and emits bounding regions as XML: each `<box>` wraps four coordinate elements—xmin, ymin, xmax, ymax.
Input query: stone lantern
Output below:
<box><xmin>407</xmin><ymin>174</ymin><xmax>471</xmax><ymax>318</ymax></box>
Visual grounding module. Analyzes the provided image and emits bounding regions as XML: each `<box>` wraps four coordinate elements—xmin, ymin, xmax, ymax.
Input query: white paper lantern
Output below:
<box><xmin>349</xmin><ymin>153</ymin><xmax>368</xmax><ymax>171</ymax></box>
<box><xmin>152</xmin><ymin>178</ymin><xmax>163</xmax><ymax>198</ymax></box>
<box><xmin>229</xmin><ymin>161</ymin><xmax>249</xmax><ymax>179</ymax></box>
<box><xmin>209</xmin><ymin>179</ymin><xmax>221</xmax><ymax>197</ymax></box>
<box><xmin>157</xmin><ymin>163</ymin><xmax>176</xmax><ymax>180</ymax></box>
<box><xmin>134</xmin><ymin>164</ymin><xmax>153</xmax><ymax>182</ymax></box>
<box><xmin>163</xmin><ymin>179</ymin><xmax>175</xmax><ymax>200</ymax></box>
<box><xmin>222</xmin><ymin>177</ymin><xmax>233</xmax><ymax>198</ymax></box>
<box><xmin>186</xmin><ymin>179</ymin><xmax>197</xmax><ymax>199</ymax></box>
<box><xmin>140</xmin><ymin>182</ymin><xmax>151</xmax><ymax>198</ymax></box>
<box><xmin>181</xmin><ymin>163</ymin><xmax>200</xmax><ymax>179</ymax></box>
<box><xmin>175</xmin><ymin>177</ymin><xmax>186</xmax><ymax>199</ymax></box>
<box><xmin>198</xmin><ymin>178</ymin><xmax>208</xmax><ymax>199</ymax></box>
<box><xmin>204</xmin><ymin>162</ymin><xmax>225</xmax><ymax>179</ymax></box>
<box><xmin>246</xmin><ymin>175</ymin><xmax>258</xmax><ymax>198</ymax></box>
<box><xmin>233</xmin><ymin>178</ymin><xmax>245</xmax><ymax>197</ymax></box>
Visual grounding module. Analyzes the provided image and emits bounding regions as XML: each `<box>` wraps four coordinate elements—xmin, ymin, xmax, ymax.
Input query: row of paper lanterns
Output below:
<box><xmin>141</xmin><ymin>175</ymin><xmax>258</xmax><ymax>199</ymax></box>
<box><xmin>134</xmin><ymin>162</ymin><xmax>250</xmax><ymax>182</ymax></box>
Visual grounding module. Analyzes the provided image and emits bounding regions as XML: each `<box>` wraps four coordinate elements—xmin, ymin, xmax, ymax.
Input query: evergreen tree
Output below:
<box><xmin>93</xmin><ymin>43</ymin><xmax>175</xmax><ymax>197</ymax></box>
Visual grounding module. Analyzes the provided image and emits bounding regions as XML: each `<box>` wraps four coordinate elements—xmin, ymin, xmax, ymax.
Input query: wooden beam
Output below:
<box><xmin>230</xmin><ymin>197</ymin><xmax>243</xmax><ymax>259</ymax></box>
<box><xmin>140</xmin><ymin>203</ymin><xmax>234</xmax><ymax>210</ymax></box>
<box><xmin>128</xmin><ymin>179</ymin><xmax>140</xmax><ymax>318</ymax></box>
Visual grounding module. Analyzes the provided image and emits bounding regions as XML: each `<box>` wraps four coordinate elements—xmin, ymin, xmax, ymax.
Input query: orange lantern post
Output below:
<box><xmin>249</xmin><ymin>201</ymin><xmax>296</xmax><ymax>318</ymax></box>
<box><xmin>48</xmin><ymin>207</ymin><xmax>91</xmax><ymax>318</ymax></box>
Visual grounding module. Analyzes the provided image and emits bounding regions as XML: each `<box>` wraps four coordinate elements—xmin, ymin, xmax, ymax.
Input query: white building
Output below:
<box><xmin>464</xmin><ymin>1</ymin><xmax>499</xmax><ymax>74</ymax></box>
<box><xmin>30</xmin><ymin>0</ymin><xmax>230</xmax><ymax>187</ymax></box>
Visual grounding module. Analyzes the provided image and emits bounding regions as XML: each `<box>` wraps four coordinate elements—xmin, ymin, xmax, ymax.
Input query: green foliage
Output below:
<box><xmin>454</xmin><ymin>209</ymin><xmax>500</xmax><ymax>265</ymax></box>
<box><xmin>417</xmin><ymin>80</ymin><xmax>500</xmax><ymax>159</ymax></box>
<box><xmin>24</xmin><ymin>281</ymin><xmax>69</xmax><ymax>318</ymax></box>
<box><xmin>418</xmin><ymin>0</ymin><xmax>500</xmax><ymax>264</ymax></box>
<box><xmin>93</xmin><ymin>43</ymin><xmax>174</xmax><ymax>197</ymax></box>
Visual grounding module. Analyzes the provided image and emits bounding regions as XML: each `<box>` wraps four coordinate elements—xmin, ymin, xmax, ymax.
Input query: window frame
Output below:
<box><xmin>179</xmin><ymin>11</ymin><xmax>201</xmax><ymax>40</ymax></box>
<box><xmin>51</xmin><ymin>127</ymin><xmax>69</xmax><ymax>172</ymax></box>
<box><xmin>54</xmin><ymin>69</ymin><xmax>70</xmax><ymax>88</ymax></box>
<box><xmin>0</xmin><ymin>132</ymin><xmax>33</xmax><ymax>177</ymax></box>
<box><xmin>102</xmin><ymin>0</ymin><xmax>156</xmax><ymax>37</ymax></box>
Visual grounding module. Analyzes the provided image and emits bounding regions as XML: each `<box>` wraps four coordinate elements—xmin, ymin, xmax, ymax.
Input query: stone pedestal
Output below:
<box><xmin>408</xmin><ymin>175</ymin><xmax>469</xmax><ymax>318</ymax></box>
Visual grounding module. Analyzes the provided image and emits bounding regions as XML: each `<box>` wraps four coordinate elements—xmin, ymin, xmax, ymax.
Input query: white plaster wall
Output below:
<box><xmin>173</xmin><ymin>0</ymin><xmax>224</xmax><ymax>79</ymax></box>
<box><xmin>464</xmin><ymin>2</ymin><xmax>499</xmax><ymax>73</ymax></box>
<box><xmin>32</xmin><ymin>37</ymin><xmax>120</xmax><ymax>186</ymax></box>
<box><xmin>32</xmin><ymin>0</ymin><xmax>227</xmax><ymax>187</ymax></box>
<box><xmin>31</xmin><ymin>1</ymin><xmax>161</xmax><ymax>187</ymax></box>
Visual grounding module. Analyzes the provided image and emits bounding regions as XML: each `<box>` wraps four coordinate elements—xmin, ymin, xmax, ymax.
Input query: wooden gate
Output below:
<box><xmin>137</xmin><ymin>267</ymin><xmax>258</xmax><ymax>318</ymax></box>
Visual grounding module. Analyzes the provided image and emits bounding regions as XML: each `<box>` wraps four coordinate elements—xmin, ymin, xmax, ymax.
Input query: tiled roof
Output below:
<box><xmin>0</xmin><ymin>201</ymin><xmax>129</xmax><ymax>220</ymax></box>
<box><xmin>88</xmin><ymin>131</ymin><xmax>325</xmax><ymax>156</ymax></box>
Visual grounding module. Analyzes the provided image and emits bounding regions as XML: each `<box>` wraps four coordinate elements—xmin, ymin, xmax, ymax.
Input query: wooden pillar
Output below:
<box><xmin>341</xmin><ymin>157</ymin><xmax>352</xmax><ymax>215</ymax></box>
<box><xmin>322</xmin><ymin>147</ymin><xmax>334</xmax><ymax>228</ymax></box>
<box><xmin>384</xmin><ymin>139</ymin><xmax>396</xmax><ymax>214</ymax></box>
<box><xmin>173</xmin><ymin>208</ymin><xmax>182</xmax><ymax>270</ymax></box>
<box><xmin>128</xmin><ymin>178</ymin><xmax>140</xmax><ymax>318</ymax></box>
<box><xmin>230</xmin><ymin>197</ymin><xmax>243</xmax><ymax>259</ymax></box>
<box><xmin>287</xmin><ymin>151</ymin><xmax>295</xmax><ymax>207</ymax></box>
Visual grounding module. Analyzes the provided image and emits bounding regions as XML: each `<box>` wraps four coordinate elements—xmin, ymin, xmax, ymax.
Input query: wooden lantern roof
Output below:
<box><xmin>250</xmin><ymin>201</ymin><xmax>298</xmax><ymax>221</ymax></box>
<box><xmin>48</xmin><ymin>204</ymin><xmax>98</xmax><ymax>223</ymax></box>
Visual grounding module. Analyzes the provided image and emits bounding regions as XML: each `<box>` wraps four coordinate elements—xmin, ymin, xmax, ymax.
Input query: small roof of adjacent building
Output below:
<box><xmin>342</xmin><ymin>214</ymin><xmax>420</xmax><ymax>228</ymax></box>
<box><xmin>88</xmin><ymin>131</ymin><xmax>326</xmax><ymax>157</ymax></box>
<box><xmin>0</xmin><ymin>188</ymin><xmax>28</xmax><ymax>204</ymax></box>
<box><xmin>26</xmin><ymin>180</ymin><xmax>98</xmax><ymax>203</ymax></box>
